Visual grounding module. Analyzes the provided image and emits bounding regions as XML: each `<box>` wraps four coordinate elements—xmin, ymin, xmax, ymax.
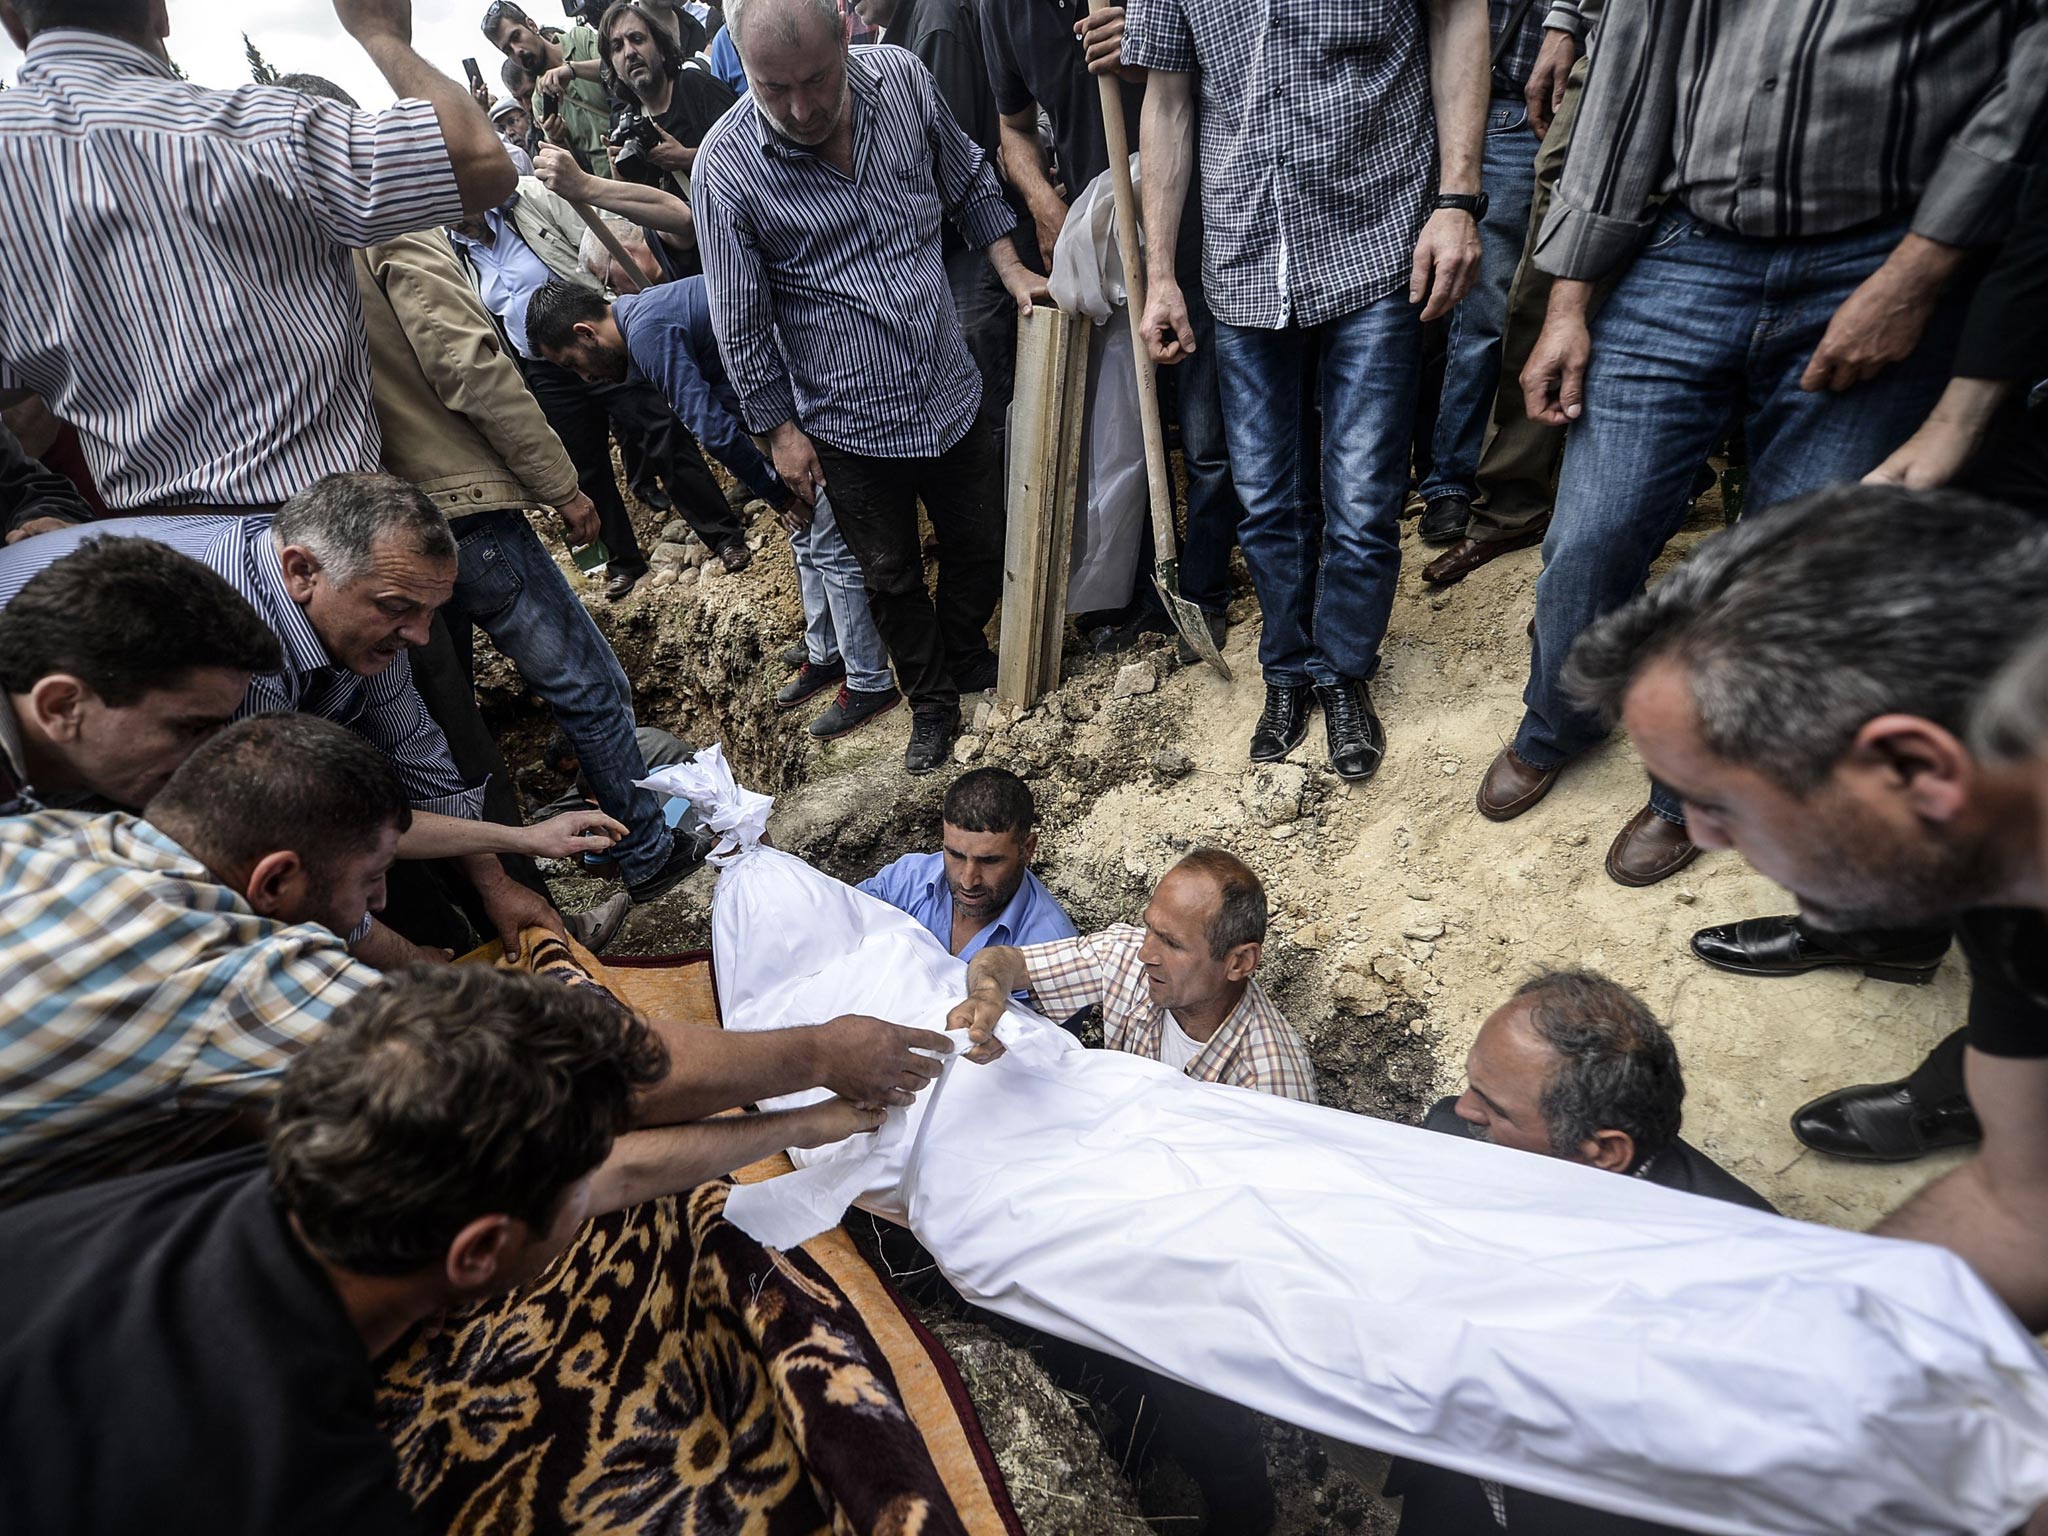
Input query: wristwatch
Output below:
<box><xmin>1434</xmin><ymin>191</ymin><xmax>1490</xmax><ymax>221</ymax></box>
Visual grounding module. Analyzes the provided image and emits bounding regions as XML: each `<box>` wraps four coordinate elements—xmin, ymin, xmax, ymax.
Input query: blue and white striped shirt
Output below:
<box><xmin>0</xmin><ymin>32</ymin><xmax>465</xmax><ymax>512</ymax></box>
<box><xmin>0</xmin><ymin>517</ymin><xmax>485</xmax><ymax>820</ymax></box>
<box><xmin>692</xmin><ymin>45</ymin><xmax>1016</xmax><ymax>458</ymax></box>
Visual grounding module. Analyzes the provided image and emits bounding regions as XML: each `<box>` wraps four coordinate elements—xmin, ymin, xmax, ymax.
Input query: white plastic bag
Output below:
<box><xmin>1046</xmin><ymin>156</ymin><xmax>1149</xmax><ymax>617</ymax></box>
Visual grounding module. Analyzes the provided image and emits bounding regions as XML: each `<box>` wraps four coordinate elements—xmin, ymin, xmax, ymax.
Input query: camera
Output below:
<box><xmin>537</xmin><ymin>89</ymin><xmax>560</xmax><ymax>120</ymax></box>
<box><xmin>606</xmin><ymin>109</ymin><xmax>665</xmax><ymax>176</ymax></box>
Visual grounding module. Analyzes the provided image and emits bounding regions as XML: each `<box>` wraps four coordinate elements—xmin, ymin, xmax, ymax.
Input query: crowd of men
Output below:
<box><xmin>0</xmin><ymin>0</ymin><xmax>2044</xmax><ymax>1529</ymax></box>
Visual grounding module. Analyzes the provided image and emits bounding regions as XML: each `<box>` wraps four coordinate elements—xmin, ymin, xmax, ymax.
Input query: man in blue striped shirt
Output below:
<box><xmin>0</xmin><ymin>0</ymin><xmax>517</xmax><ymax>517</ymax></box>
<box><xmin>694</xmin><ymin>0</ymin><xmax>1049</xmax><ymax>774</ymax></box>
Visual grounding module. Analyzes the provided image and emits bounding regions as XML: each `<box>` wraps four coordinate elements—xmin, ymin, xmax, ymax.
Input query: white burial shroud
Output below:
<box><xmin>641</xmin><ymin>750</ymin><xmax>2048</xmax><ymax>1536</ymax></box>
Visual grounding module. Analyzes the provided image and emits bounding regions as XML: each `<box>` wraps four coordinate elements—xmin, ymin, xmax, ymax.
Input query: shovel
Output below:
<box><xmin>1088</xmin><ymin>11</ymin><xmax>1231</xmax><ymax>680</ymax></box>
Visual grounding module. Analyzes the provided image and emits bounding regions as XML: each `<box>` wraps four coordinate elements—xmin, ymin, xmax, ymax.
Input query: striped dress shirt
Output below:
<box><xmin>0</xmin><ymin>812</ymin><xmax>380</xmax><ymax>1207</ymax></box>
<box><xmin>0</xmin><ymin>517</ymin><xmax>485</xmax><ymax>819</ymax></box>
<box><xmin>1536</xmin><ymin>0</ymin><xmax>2048</xmax><ymax>283</ymax></box>
<box><xmin>1019</xmin><ymin>924</ymin><xmax>1319</xmax><ymax>1102</ymax></box>
<box><xmin>691</xmin><ymin>45</ymin><xmax>1017</xmax><ymax>458</ymax></box>
<box><xmin>0</xmin><ymin>31</ymin><xmax>465</xmax><ymax>511</ymax></box>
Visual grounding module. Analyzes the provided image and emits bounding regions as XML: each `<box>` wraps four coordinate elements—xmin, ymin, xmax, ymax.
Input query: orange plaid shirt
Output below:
<box><xmin>1019</xmin><ymin>924</ymin><xmax>1317</xmax><ymax>1103</ymax></box>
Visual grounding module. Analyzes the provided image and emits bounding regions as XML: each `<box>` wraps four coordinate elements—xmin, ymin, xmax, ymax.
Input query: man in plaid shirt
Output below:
<box><xmin>949</xmin><ymin>848</ymin><xmax>1316</xmax><ymax>1102</ymax></box>
<box><xmin>1124</xmin><ymin>0</ymin><xmax>1489</xmax><ymax>786</ymax></box>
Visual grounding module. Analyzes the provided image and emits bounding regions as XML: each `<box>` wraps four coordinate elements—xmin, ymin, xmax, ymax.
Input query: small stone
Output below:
<box><xmin>1270</xmin><ymin>823</ymin><xmax>1298</xmax><ymax>841</ymax></box>
<box><xmin>1407</xmin><ymin>940</ymin><xmax>1435</xmax><ymax>963</ymax></box>
<box><xmin>1110</xmin><ymin>660</ymin><xmax>1158</xmax><ymax>699</ymax></box>
<box><xmin>1289</xmin><ymin>921</ymin><xmax>1329</xmax><ymax>951</ymax></box>
<box><xmin>1121</xmin><ymin>851</ymin><xmax>1149</xmax><ymax>879</ymax></box>
<box><xmin>1240</xmin><ymin>761</ymin><xmax>1310</xmax><ymax>828</ymax></box>
<box><xmin>744</xmin><ymin>499</ymin><xmax>775</xmax><ymax>519</ymax></box>
<box><xmin>971</xmin><ymin>697</ymin><xmax>997</xmax><ymax>734</ymax></box>
<box><xmin>659</xmin><ymin>518</ymin><xmax>689</xmax><ymax>544</ymax></box>
<box><xmin>1405</xmin><ymin>886</ymin><xmax>1435</xmax><ymax>901</ymax></box>
<box><xmin>1057</xmin><ymin>789</ymin><xmax>1083</xmax><ymax>808</ymax></box>
<box><xmin>683</xmin><ymin>544</ymin><xmax>708</xmax><ymax>568</ymax></box>
<box><xmin>1440</xmin><ymin>762</ymin><xmax>1458</xmax><ymax>776</ymax></box>
<box><xmin>1407</xmin><ymin>1017</ymin><xmax>1428</xmax><ymax>1034</ymax></box>
<box><xmin>1058</xmin><ymin>694</ymin><xmax>1097</xmax><ymax>723</ymax></box>
<box><xmin>1150</xmin><ymin>746</ymin><xmax>1193</xmax><ymax>779</ymax></box>
<box><xmin>1673</xmin><ymin>887</ymin><xmax>1698</xmax><ymax>906</ymax></box>
<box><xmin>1563</xmin><ymin>828</ymin><xmax>1590</xmax><ymax>847</ymax></box>
<box><xmin>1402</xmin><ymin>916</ymin><xmax>1446</xmax><ymax>942</ymax></box>
<box><xmin>649</xmin><ymin>540</ymin><xmax>690</xmax><ymax>568</ymax></box>
<box><xmin>649</xmin><ymin>568</ymin><xmax>678</xmax><ymax>588</ymax></box>
<box><xmin>953</xmin><ymin>736</ymin><xmax>983</xmax><ymax>764</ymax></box>
<box><xmin>1333</xmin><ymin>970</ymin><xmax>1389</xmax><ymax>1014</ymax></box>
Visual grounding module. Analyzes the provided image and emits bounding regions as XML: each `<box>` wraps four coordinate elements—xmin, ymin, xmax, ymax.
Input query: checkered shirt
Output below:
<box><xmin>1120</xmin><ymin>0</ymin><xmax>1437</xmax><ymax>329</ymax></box>
<box><xmin>0</xmin><ymin>812</ymin><xmax>380</xmax><ymax>1206</ymax></box>
<box><xmin>1020</xmin><ymin>925</ymin><xmax>1318</xmax><ymax>1103</ymax></box>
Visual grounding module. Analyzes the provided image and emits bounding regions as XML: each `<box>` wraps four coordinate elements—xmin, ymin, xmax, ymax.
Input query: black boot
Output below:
<box><xmin>1313</xmin><ymin>679</ymin><xmax>1385</xmax><ymax>781</ymax></box>
<box><xmin>1248</xmin><ymin>683</ymin><xmax>1314</xmax><ymax>763</ymax></box>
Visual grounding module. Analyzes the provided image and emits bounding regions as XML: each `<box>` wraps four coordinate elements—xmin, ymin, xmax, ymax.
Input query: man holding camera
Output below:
<box><xmin>601</xmin><ymin>0</ymin><xmax>739</xmax><ymax>235</ymax></box>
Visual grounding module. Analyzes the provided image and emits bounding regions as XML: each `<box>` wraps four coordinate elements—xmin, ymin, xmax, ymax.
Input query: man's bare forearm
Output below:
<box><xmin>589</xmin><ymin>1107</ymin><xmax>846</xmax><ymax>1212</ymax></box>
<box><xmin>1137</xmin><ymin>71</ymin><xmax>1195</xmax><ymax>289</ymax></box>
<box><xmin>575</xmin><ymin>178</ymin><xmax>696</xmax><ymax>240</ymax></box>
<box><xmin>962</xmin><ymin>944</ymin><xmax>1029</xmax><ymax>1001</ymax></box>
<box><xmin>1000</xmin><ymin>114</ymin><xmax>1063</xmax><ymax>219</ymax></box>
<box><xmin>1875</xmin><ymin>1159</ymin><xmax>2048</xmax><ymax>1329</ymax></box>
<box><xmin>1425</xmin><ymin>0</ymin><xmax>1489</xmax><ymax>195</ymax></box>
<box><xmin>353</xmin><ymin>33</ymin><xmax>516</xmax><ymax>214</ymax></box>
<box><xmin>633</xmin><ymin>1016</ymin><xmax>825</xmax><ymax>1124</ymax></box>
<box><xmin>397</xmin><ymin>809</ymin><xmax>535</xmax><ymax>860</ymax></box>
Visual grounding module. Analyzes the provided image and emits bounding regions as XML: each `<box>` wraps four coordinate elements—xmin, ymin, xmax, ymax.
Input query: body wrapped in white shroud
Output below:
<box><xmin>643</xmin><ymin>751</ymin><xmax>2048</xmax><ymax>1536</ymax></box>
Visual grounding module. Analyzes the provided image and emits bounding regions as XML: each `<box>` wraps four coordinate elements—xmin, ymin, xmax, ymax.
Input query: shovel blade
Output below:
<box><xmin>1152</xmin><ymin>560</ymin><xmax>1231</xmax><ymax>680</ymax></box>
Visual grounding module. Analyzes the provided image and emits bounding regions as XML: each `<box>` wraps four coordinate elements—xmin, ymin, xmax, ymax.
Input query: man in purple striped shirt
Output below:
<box><xmin>0</xmin><ymin>0</ymin><xmax>517</xmax><ymax>516</ymax></box>
<box><xmin>694</xmin><ymin>0</ymin><xmax>1049</xmax><ymax>775</ymax></box>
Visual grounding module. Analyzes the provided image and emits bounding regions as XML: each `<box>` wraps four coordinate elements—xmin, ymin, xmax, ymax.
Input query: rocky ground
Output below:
<box><xmin>485</xmin><ymin>485</ymin><xmax>1968</xmax><ymax>1534</ymax></box>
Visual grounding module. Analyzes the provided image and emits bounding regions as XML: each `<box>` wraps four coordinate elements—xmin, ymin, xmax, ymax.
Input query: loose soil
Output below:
<box><xmin>484</xmin><ymin>486</ymin><xmax>1967</xmax><ymax>1533</ymax></box>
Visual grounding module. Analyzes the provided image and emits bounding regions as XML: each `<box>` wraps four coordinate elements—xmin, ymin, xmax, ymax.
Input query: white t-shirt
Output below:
<box><xmin>1158</xmin><ymin>1010</ymin><xmax>1206</xmax><ymax>1074</ymax></box>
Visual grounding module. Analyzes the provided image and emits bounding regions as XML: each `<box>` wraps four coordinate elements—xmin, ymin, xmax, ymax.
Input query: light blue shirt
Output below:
<box><xmin>708</xmin><ymin>27</ymin><xmax>747</xmax><ymax>94</ymax></box>
<box><xmin>449</xmin><ymin>206</ymin><xmax>559</xmax><ymax>359</ymax></box>
<box><xmin>859</xmin><ymin>850</ymin><xmax>1077</xmax><ymax>960</ymax></box>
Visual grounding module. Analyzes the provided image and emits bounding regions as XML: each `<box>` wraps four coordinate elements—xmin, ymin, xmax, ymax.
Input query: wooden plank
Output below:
<box><xmin>1038</xmin><ymin>313</ymin><xmax>1093</xmax><ymax>690</ymax></box>
<box><xmin>996</xmin><ymin>305</ymin><xmax>1076</xmax><ymax>710</ymax></box>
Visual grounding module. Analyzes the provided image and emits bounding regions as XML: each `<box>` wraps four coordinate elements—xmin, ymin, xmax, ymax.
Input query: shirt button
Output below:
<box><xmin>1760</xmin><ymin>76</ymin><xmax>1778</xmax><ymax>91</ymax></box>
<box><xmin>1743</xmin><ymin>173</ymin><xmax>1764</xmax><ymax>189</ymax></box>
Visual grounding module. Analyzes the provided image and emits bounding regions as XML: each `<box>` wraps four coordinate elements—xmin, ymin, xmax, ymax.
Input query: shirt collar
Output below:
<box><xmin>21</xmin><ymin>29</ymin><xmax>180</xmax><ymax>82</ymax></box>
<box><xmin>252</xmin><ymin>528</ymin><xmax>343</xmax><ymax>679</ymax></box>
<box><xmin>921</xmin><ymin>856</ymin><xmax>1041</xmax><ymax>948</ymax></box>
<box><xmin>1182</xmin><ymin>980</ymin><xmax>1268</xmax><ymax>1075</ymax></box>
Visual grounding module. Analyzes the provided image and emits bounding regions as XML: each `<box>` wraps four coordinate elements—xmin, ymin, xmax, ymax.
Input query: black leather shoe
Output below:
<box><xmin>1691</xmin><ymin>915</ymin><xmax>1950</xmax><ymax>984</ymax></box>
<box><xmin>1791</xmin><ymin>1081</ymin><xmax>1981</xmax><ymax>1162</ymax></box>
<box><xmin>626</xmin><ymin>825</ymin><xmax>718</xmax><ymax>904</ymax></box>
<box><xmin>1314</xmin><ymin>679</ymin><xmax>1384</xmax><ymax>781</ymax></box>
<box><xmin>905</xmin><ymin>708</ymin><xmax>959</xmax><ymax>775</ymax></box>
<box><xmin>1419</xmin><ymin>494</ymin><xmax>1472</xmax><ymax>545</ymax></box>
<box><xmin>1249</xmin><ymin>683</ymin><xmax>1315</xmax><ymax>762</ymax></box>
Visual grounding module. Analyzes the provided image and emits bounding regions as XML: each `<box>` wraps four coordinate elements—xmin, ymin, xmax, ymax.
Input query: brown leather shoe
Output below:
<box><xmin>1477</xmin><ymin>746</ymin><xmax>1560</xmax><ymax>822</ymax></box>
<box><xmin>1421</xmin><ymin>520</ymin><xmax>1549</xmax><ymax>586</ymax></box>
<box><xmin>1605</xmin><ymin>804</ymin><xmax>1701</xmax><ymax>887</ymax></box>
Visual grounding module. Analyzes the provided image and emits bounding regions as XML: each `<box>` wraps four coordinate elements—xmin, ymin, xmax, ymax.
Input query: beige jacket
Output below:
<box><xmin>354</xmin><ymin>228</ymin><xmax>580</xmax><ymax>520</ymax></box>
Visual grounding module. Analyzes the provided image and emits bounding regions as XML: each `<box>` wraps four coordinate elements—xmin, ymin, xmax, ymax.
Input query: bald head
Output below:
<box><xmin>726</xmin><ymin>0</ymin><xmax>841</xmax><ymax>54</ymax></box>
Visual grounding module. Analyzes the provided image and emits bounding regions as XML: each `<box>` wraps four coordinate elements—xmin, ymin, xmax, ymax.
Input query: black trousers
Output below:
<box><xmin>521</xmin><ymin>358</ymin><xmax>744</xmax><ymax>572</ymax></box>
<box><xmin>601</xmin><ymin>375</ymin><xmax>746</xmax><ymax>553</ymax></box>
<box><xmin>812</xmin><ymin>421</ymin><xmax>1004</xmax><ymax>715</ymax></box>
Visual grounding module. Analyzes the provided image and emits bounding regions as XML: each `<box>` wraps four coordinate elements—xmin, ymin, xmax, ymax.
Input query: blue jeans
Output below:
<box><xmin>1213</xmin><ymin>290</ymin><xmax>1422</xmax><ymax>686</ymax></box>
<box><xmin>1420</xmin><ymin>99</ymin><xmax>1540</xmax><ymax>506</ymax></box>
<box><xmin>446</xmin><ymin>510</ymin><xmax>672</xmax><ymax>886</ymax></box>
<box><xmin>792</xmin><ymin>490</ymin><xmax>894</xmax><ymax>695</ymax></box>
<box><xmin>1172</xmin><ymin>258</ymin><xmax>1247</xmax><ymax>617</ymax></box>
<box><xmin>1515</xmin><ymin>209</ymin><xmax>1965</xmax><ymax>821</ymax></box>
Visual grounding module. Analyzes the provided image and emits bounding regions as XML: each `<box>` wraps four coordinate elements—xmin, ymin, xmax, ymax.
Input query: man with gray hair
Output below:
<box><xmin>1560</xmin><ymin>483</ymin><xmax>2048</xmax><ymax>1327</ymax></box>
<box><xmin>1393</xmin><ymin>969</ymin><xmax>1771</xmax><ymax>1532</ymax></box>
<box><xmin>0</xmin><ymin>475</ymin><xmax>618</xmax><ymax>965</ymax></box>
<box><xmin>694</xmin><ymin>0</ymin><xmax>1051</xmax><ymax>773</ymax></box>
<box><xmin>1427</xmin><ymin>971</ymin><xmax>1772</xmax><ymax>1206</ymax></box>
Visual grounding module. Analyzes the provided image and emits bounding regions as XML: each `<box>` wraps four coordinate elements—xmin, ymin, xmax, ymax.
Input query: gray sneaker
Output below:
<box><xmin>562</xmin><ymin>891</ymin><xmax>632</xmax><ymax>955</ymax></box>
